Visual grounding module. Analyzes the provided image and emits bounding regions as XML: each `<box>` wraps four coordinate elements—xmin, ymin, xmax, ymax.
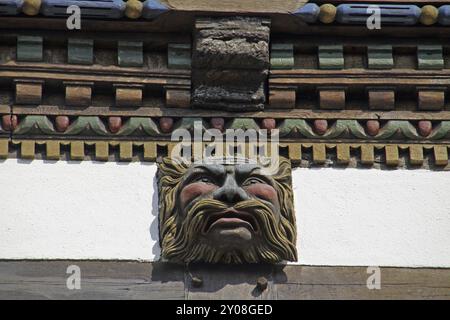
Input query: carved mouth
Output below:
<box><xmin>203</xmin><ymin>209</ymin><xmax>259</xmax><ymax>234</ymax></box>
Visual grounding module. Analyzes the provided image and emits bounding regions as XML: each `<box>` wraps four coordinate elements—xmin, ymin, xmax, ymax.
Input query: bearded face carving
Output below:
<box><xmin>157</xmin><ymin>157</ymin><xmax>297</xmax><ymax>264</ymax></box>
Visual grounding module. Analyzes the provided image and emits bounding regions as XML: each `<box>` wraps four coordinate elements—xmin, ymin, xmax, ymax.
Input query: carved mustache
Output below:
<box><xmin>184</xmin><ymin>198</ymin><xmax>276</xmax><ymax>236</ymax></box>
<box><xmin>166</xmin><ymin>196</ymin><xmax>296</xmax><ymax>264</ymax></box>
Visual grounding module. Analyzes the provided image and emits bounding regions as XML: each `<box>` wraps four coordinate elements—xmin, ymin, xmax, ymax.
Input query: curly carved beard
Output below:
<box><xmin>161</xmin><ymin>198</ymin><xmax>297</xmax><ymax>264</ymax></box>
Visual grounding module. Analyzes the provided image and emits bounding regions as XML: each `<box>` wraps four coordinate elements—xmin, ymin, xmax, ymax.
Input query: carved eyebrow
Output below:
<box><xmin>183</xmin><ymin>165</ymin><xmax>226</xmax><ymax>184</ymax></box>
<box><xmin>194</xmin><ymin>165</ymin><xmax>226</xmax><ymax>176</ymax></box>
<box><xmin>236</xmin><ymin>166</ymin><xmax>272</xmax><ymax>183</ymax></box>
<box><xmin>235</xmin><ymin>165</ymin><xmax>260</xmax><ymax>177</ymax></box>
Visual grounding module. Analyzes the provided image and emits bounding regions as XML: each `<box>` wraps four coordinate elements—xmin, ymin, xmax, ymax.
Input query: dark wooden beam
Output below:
<box><xmin>0</xmin><ymin>261</ymin><xmax>449</xmax><ymax>300</ymax></box>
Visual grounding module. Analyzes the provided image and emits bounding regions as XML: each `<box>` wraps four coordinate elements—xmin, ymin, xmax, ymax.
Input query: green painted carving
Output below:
<box><xmin>375</xmin><ymin>121</ymin><xmax>420</xmax><ymax>140</ymax></box>
<box><xmin>428</xmin><ymin>121</ymin><xmax>450</xmax><ymax>140</ymax></box>
<box><xmin>323</xmin><ymin>120</ymin><xmax>367</xmax><ymax>139</ymax></box>
<box><xmin>68</xmin><ymin>39</ymin><xmax>94</xmax><ymax>65</ymax></box>
<box><xmin>271</xmin><ymin>43</ymin><xmax>294</xmax><ymax>70</ymax></box>
<box><xmin>227</xmin><ymin>118</ymin><xmax>260</xmax><ymax>131</ymax></box>
<box><xmin>279</xmin><ymin>119</ymin><xmax>366</xmax><ymax>139</ymax></box>
<box><xmin>64</xmin><ymin>117</ymin><xmax>108</xmax><ymax>136</ymax></box>
<box><xmin>17</xmin><ymin>36</ymin><xmax>43</xmax><ymax>62</ymax></box>
<box><xmin>14</xmin><ymin>116</ymin><xmax>55</xmax><ymax>135</ymax></box>
<box><xmin>367</xmin><ymin>45</ymin><xmax>393</xmax><ymax>69</ymax></box>
<box><xmin>173</xmin><ymin>117</ymin><xmax>205</xmax><ymax>133</ymax></box>
<box><xmin>168</xmin><ymin>43</ymin><xmax>191</xmax><ymax>69</ymax></box>
<box><xmin>157</xmin><ymin>156</ymin><xmax>297</xmax><ymax>264</ymax></box>
<box><xmin>318</xmin><ymin>45</ymin><xmax>344</xmax><ymax>70</ymax></box>
<box><xmin>118</xmin><ymin>41</ymin><xmax>143</xmax><ymax>67</ymax></box>
<box><xmin>278</xmin><ymin>119</ymin><xmax>316</xmax><ymax>138</ymax></box>
<box><xmin>117</xmin><ymin>117</ymin><xmax>160</xmax><ymax>136</ymax></box>
<box><xmin>417</xmin><ymin>45</ymin><xmax>444</xmax><ymax>70</ymax></box>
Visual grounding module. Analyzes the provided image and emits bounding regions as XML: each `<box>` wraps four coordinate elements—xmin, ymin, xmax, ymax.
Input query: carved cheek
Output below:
<box><xmin>245</xmin><ymin>183</ymin><xmax>279</xmax><ymax>205</ymax></box>
<box><xmin>180</xmin><ymin>182</ymin><xmax>218</xmax><ymax>209</ymax></box>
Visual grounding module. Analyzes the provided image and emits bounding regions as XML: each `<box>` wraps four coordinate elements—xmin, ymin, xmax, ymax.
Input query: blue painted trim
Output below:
<box><xmin>292</xmin><ymin>3</ymin><xmax>320</xmax><ymax>23</ymax></box>
<box><xmin>438</xmin><ymin>5</ymin><xmax>450</xmax><ymax>25</ymax></box>
<box><xmin>0</xmin><ymin>0</ymin><xmax>23</xmax><ymax>16</ymax></box>
<box><xmin>336</xmin><ymin>4</ymin><xmax>420</xmax><ymax>26</ymax></box>
<box><xmin>41</xmin><ymin>0</ymin><xmax>125</xmax><ymax>19</ymax></box>
<box><xmin>142</xmin><ymin>0</ymin><xmax>169</xmax><ymax>20</ymax></box>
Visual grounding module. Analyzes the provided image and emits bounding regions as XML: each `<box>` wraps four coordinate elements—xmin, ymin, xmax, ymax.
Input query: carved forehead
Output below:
<box><xmin>185</xmin><ymin>162</ymin><xmax>267</xmax><ymax>177</ymax></box>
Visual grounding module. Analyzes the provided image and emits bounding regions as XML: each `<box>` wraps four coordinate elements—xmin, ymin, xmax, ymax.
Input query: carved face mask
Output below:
<box><xmin>157</xmin><ymin>157</ymin><xmax>297</xmax><ymax>264</ymax></box>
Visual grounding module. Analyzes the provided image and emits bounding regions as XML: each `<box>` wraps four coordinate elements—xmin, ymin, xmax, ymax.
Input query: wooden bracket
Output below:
<box><xmin>114</xmin><ymin>84</ymin><xmax>143</xmax><ymax>107</ymax></box>
<box><xmin>68</xmin><ymin>38</ymin><xmax>94</xmax><ymax>65</ymax></box>
<box><xmin>269</xmin><ymin>86</ymin><xmax>296</xmax><ymax>109</ymax></box>
<box><xmin>417</xmin><ymin>86</ymin><xmax>446</xmax><ymax>111</ymax></box>
<box><xmin>14</xmin><ymin>79</ymin><xmax>43</xmax><ymax>105</ymax></box>
<box><xmin>64</xmin><ymin>81</ymin><xmax>93</xmax><ymax>107</ymax></box>
<box><xmin>318</xmin><ymin>45</ymin><xmax>344</xmax><ymax>70</ymax></box>
<box><xmin>367</xmin><ymin>87</ymin><xmax>395</xmax><ymax>110</ymax></box>
<box><xmin>367</xmin><ymin>45</ymin><xmax>393</xmax><ymax>69</ymax></box>
<box><xmin>318</xmin><ymin>87</ymin><xmax>346</xmax><ymax>110</ymax></box>
<box><xmin>118</xmin><ymin>41</ymin><xmax>143</xmax><ymax>67</ymax></box>
<box><xmin>165</xmin><ymin>85</ymin><xmax>191</xmax><ymax>108</ymax></box>
<box><xmin>17</xmin><ymin>36</ymin><xmax>43</xmax><ymax>62</ymax></box>
<box><xmin>417</xmin><ymin>45</ymin><xmax>444</xmax><ymax>70</ymax></box>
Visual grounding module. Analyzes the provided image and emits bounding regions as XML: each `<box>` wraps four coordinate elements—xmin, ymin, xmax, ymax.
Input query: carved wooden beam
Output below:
<box><xmin>191</xmin><ymin>17</ymin><xmax>270</xmax><ymax>111</ymax></box>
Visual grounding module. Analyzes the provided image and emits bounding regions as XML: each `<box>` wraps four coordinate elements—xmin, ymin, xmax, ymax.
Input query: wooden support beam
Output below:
<box><xmin>0</xmin><ymin>261</ymin><xmax>448</xmax><ymax>300</ymax></box>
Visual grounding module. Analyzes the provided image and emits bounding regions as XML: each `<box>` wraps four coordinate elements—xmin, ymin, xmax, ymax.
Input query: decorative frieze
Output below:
<box><xmin>7</xmin><ymin>115</ymin><xmax>450</xmax><ymax>143</ymax></box>
<box><xmin>2</xmin><ymin>138</ymin><xmax>449</xmax><ymax>168</ymax></box>
<box><xmin>269</xmin><ymin>69</ymin><xmax>450</xmax><ymax>110</ymax></box>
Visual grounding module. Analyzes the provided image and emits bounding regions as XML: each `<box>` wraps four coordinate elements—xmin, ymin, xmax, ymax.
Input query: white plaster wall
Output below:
<box><xmin>0</xmin><ymin>159</ymin><xmax>449</xmax><ymax>267</ymax></box>
<box><xmin>0</xmin><ymin>159</ymin><xmax>160</xmax><ymax>261</ymax></box>
<box><xmin>292</xmin><ymin>168</ymin><xmax>450</xmax><ymax>267</ymax></box>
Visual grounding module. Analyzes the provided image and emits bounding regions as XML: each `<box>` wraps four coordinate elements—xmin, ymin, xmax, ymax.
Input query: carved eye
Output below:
<box><xmin>243</xmin><ymin>177</ymin><xmax>265</xmax><ymax>186</ymax></box>
<box><xmin>195</xmin><ymin>176</ymin><xmax>214</xmax><ymax>184</ymax></box>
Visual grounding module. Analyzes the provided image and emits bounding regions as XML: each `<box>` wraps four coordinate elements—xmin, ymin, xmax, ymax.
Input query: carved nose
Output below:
<box><xmin>213</xmin><ymin>176</ymin><xmax>249</xmax><ymax>204</ymax></box>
